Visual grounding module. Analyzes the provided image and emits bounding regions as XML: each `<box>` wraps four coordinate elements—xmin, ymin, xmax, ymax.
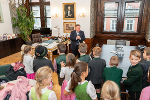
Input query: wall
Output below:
<box><xmin>0</xmin><ymin>0</ymin><xmax>13</xmax><ymax>34</ymax></box>
<box><xmin>51</xmin><ymin>0</ymin><xmax>94</xmax><ymax>38</ymax></box>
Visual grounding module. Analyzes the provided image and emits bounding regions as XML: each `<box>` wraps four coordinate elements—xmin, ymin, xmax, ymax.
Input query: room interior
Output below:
<box><xmin>0</xmin><ymin>0</ymin><xmax>150</xmax><ymax>100</ymax></box>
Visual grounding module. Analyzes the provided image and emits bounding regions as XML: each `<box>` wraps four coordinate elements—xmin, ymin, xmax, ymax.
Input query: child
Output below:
<box><xmin>140</xmin><ymin>47</ymin><xmax>150</xmax><ymax>88</ymax></box>
<box><xmin>77</xmin><ymin>43</ymin><xmax>91</xmax><ymax>63</ymax></box>
<box><xmin>103</xmin><ymin>56</ymin><xmax>123</xmax><ymax>88</ymax></box>
<box><xmin>53</xmin><ymin>43</ymin><xmax>66</xmax><ymax>85</ymax></box>
<box><xmin>29</xmin><ymin>66</ymin><xmax>57</xmax><ymax>100</ymax></box>
<box><xmin>101</xmin><ymin>80</ymin><xmax>120</xmax><ymax>100</ymax></box>
<box><xmin>123</xmin><ymin>50</ymin><xmax>143</xmax><ymax>100</ymax></box>
<box><xmin>140</xmin><ymin>67</ymin><xmax>150</xmax><ymax>100</ymax></box>
<box><xmin>22</xmin><ymin>45</ymin><xmax>35</xmax><ymax>79</ymax></box>
<box><xmin>88</xmin><ymin>47</ymin><xmax>106</xmax><ymax>100</ymax></box>
<box><xmin>33</xmin><ymin>45</ymin><xmax>54</xmax><ymax>72</ymax></box>
<box><xmin>60</xmin><ymin>53</ymin><xmax>76</xmax><ymax>100</ymax></box>
<box><xmin>65</xmin><ymin>62</ymin><xmax>97</xmax><ymax>100</ymax></box>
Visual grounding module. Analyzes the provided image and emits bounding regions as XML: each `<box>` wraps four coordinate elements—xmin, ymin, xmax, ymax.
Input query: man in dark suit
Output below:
<box><xmin>70</xmin><ymin>24</ymin><xmax>85</xmax><ymax>56</ymax></box>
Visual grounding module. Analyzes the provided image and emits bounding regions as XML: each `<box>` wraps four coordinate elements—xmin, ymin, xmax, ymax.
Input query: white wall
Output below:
<box><xmin>0</xmin><ymin>0</ymin><xmax>13</xmax><ymax>34</ymax></box>
<box><xmin>51</xmin><ymin>0</ymin><xmax>92</xmax><ymax>38</ymax></box>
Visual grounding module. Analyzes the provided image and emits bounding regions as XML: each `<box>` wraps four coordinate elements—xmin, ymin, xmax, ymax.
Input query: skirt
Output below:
<box><xmin>26</xmin><ymin>73</ymin><xmax>35</xmax><ymax>79</ymax></box>
<box><xmin>61</xmin><ymin>80</ymin><xmax>75</xmax><ymax>100</ymax></box>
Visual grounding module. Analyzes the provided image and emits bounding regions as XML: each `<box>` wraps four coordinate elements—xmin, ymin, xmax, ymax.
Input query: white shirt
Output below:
<box><xmin>60</xmin><ymin>67</ymin><xmax>74</xmax><ymax>81</ymax></box>
<box><xmin>65</xmin><ymin>80</ymin><xmax>97</xmax><ymax>100</ymax></box>
<box><xmin>23</xmin><ymin>54</ymin><xmax>34</xmax><ymax>74</ymax></box>
<box><xmin>29</xmin><ymin>87</ymin><xmax>57</xmax><ymax>100</ymax></box>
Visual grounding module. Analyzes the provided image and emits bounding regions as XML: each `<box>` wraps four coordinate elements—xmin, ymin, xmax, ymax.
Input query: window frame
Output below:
<box><xmin>29</xmin><ymin>0</ymin><xmax>51</xmax><ymax>29</ymax></box>
<box><xmin>99</xmin><ymin>0</ymin><xmax>144</xmax><ymax>35</ymax></box>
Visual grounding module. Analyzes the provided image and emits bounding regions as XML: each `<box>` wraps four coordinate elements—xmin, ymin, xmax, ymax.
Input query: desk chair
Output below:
<box><xmin>32</xmin><ymin>33</ymin><xmax>42</xmax><ymax>43</ymax></box>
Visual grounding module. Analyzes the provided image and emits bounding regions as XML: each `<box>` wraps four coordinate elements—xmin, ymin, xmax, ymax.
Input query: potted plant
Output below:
<box><xmin>12</xmin><ymin>5</ymin><xmax>34</xmax><ymax>44</ymax></box>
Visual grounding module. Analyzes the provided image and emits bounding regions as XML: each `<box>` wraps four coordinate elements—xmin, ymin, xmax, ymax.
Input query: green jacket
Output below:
<box><xmin>103</xmin><ymin>66</ymin><xmax>123</xmax><ymax>88</ymax></box>
<box><xmin>55</xmin><ymin>54</ymin><xmax>66</xmax><ymax>75</ymax></box>
<box><xmin>78</xmin><ymin>54</ymin><xmax>91</xmax><ymax>63</ymax></box>
<box><xmin>123</xmin><ymin>63</ymin><xmax>143</xmax><ymax>92</ymax></box>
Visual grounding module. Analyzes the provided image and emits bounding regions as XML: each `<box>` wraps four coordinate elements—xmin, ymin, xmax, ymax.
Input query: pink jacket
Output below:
<box><xmin>9</xmin><ymin>76</ymin><xmax>31</xmax><ymax>100</ymax></box>
<box><xmin>0</xmin><ymin>76</ymin><xmax>31</xmax><ymax>100</ymax></box>
<box><xmin>140</xmin><ymin>86</ymin><xmax>150</xmax><ymax>100</ymax></box>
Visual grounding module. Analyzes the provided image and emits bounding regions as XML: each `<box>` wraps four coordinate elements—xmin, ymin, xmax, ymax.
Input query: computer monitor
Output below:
<box><xmin>40</xmin><ymin>28</ymin><xmax>50</xmax><ymax>37</ymax></box>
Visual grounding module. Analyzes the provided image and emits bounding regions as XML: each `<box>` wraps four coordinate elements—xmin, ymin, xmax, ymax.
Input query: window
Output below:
<box><xmin>99</xmin><ymin>0</ymin><xmax>143</xmax><ymax>34</ymax></box>
<box><xmin>30</xmin><ymin>0</ymin><xmax>50</xmax><ymax>29</ymax></box>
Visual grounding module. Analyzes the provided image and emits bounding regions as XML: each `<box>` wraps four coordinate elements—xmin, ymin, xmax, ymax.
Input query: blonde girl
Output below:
<box><xmin>29</xmin><ymin>66</ymin><xmax>57</xmax><ymax>100</ymax></box>
<box><xmin>101</xmin><ymin>80</ymin><xmax>120</xmax><ymax>100</ymax></box>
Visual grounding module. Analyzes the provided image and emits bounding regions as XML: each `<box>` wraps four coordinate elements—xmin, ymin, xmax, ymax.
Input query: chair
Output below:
<box><xmin>31</xmin><ymin>33</ymin><xmax>42</xmax><ymax>43</ymax></box>
<box><xmin>121</xmin><ymin>92</ymin><xmax>129</xmax><ymax>100</ymax></box>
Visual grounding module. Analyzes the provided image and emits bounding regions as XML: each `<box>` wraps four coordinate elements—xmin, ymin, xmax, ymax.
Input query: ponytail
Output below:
<box><xmin>69</xmin><ymin>62</ymin><xmax>88</xmax><ymax>92</ymax></box>
<box><xmin>21</xmin><ymin>45</ymin><xmax>32</xmax><ymax>63</ymax></box>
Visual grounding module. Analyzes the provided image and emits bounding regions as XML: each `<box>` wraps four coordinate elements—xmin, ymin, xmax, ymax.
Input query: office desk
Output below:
<box><xmin>32</xmin><ymin>39</ymin><xmax>70</xmax><ymax>61</ymax></box>
<box><xmin>100</xmin><ymin>45</ymin><xmax>138</xmax><ymax>77</ymax></box>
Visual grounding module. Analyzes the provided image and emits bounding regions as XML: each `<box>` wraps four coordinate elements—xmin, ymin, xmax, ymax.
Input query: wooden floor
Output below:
<box><xmin>0</xmin><ymin>52</ymin><xmax>61</xmax><ymax>100</ymax></box>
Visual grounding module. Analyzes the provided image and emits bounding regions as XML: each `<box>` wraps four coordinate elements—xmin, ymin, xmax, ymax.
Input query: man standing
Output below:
<box><xmin>70</xmin><ymin>24</ymin><xmax>85</xmax><ymax>56</ymax></box>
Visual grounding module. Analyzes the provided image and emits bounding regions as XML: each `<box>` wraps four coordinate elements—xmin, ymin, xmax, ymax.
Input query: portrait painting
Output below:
<box><xmin>63</xmin><ymin>3</ymin><xmax>76</xmax><ymax>20</ymax></box>
<box><xmin>64</xmin><ymin>22</ymin><xmax>76</xmax><ymax>33</ymax></box>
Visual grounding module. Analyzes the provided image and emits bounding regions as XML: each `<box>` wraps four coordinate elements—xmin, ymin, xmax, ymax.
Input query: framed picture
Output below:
<box><xmin>63</xmin><ymin>3</ymin><xmax>76</xmax><ymax>20</ymax></box>
<box><xmin>0</xmin><ymin>2</ymin><xmax>3</xmax><ymax>23</ymax></box>
<box><xmin>64</xmin><ymin>22</ymin><xmax>76</xmax><ymax>33</ymax></box>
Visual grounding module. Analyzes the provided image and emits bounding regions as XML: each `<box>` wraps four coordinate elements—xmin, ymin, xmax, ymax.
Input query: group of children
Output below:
<box><xmin>20</xmin><ymin>43</ymin><xmax>150</xmax><ymax>100</ymax></box>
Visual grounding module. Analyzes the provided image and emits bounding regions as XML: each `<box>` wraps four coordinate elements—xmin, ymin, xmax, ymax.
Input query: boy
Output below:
<box><xmin>103</xmin><ymin>56</ymin><xmax>123</xmax><ymax>88</ymax></box>
<box><xmin>77</xmin><ymin>43</ymin><xmax>91</xmax><ymax>63</ymax></box>
<box><xmin>123</xmin><ymin>50</ymin><xmax>143</xmax><ymax>100</ymax></box>
<box><xmin>54</xmin><ymin>43</ymin><xmax>66</xmax><ymax>85</ymax></box>
<box><xmin>88</xmin><ymin>47</ymin><xmax>106</xmax><ymax>100</ymax></box>
<box><xmin>140</xmin><ymin>47</ymin><xmax>150</xmax><ymax>89</ymax></box>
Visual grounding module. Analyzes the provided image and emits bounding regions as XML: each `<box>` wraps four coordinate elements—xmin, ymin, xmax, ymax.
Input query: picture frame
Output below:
<box><xmin>0</xmin><ymin>2</ymin><xmax>3</xmax><ymax>23</ymax></box>
<box><xmin>63</xmin><ymin>22</ymin><xmax>76</xmax><ymax>33</ymax></box>
<box><xmin>63</xmin><ymin>3</ymin><xmax>76</xmax><ymax>20</ymax></box>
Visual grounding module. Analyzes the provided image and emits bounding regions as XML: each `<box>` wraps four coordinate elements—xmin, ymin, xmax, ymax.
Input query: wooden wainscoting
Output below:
<box><xmin>84</xmin><ymin>38</ymin><xmax>94</xmax><ymax>53</ymax></box>
<box><xmin>93</xmin><ymin>33</ymin><xmax>147</xmax><ymax>47</ymax></box>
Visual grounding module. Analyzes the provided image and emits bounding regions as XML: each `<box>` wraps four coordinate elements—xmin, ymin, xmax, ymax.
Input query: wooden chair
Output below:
<box><xmin>31</xmin><ymin>33</ymin><xmax>42</xmax><ymax>43</ymax></box>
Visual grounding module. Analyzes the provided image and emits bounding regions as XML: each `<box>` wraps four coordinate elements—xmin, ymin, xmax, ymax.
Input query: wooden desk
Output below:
<box><xmin>32</xmin><ymin>39</ymin><xmax>70</xmax><ymax>61</ymax></box>
<box><xmin>100</xmin><ymin>45</ymin><xmax>138</xmax><ymax>77</ymax></box>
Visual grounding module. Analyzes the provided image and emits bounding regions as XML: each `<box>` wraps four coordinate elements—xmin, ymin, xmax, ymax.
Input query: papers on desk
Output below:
<box><xmin>32</xmin><ymin>42</ymin><xmax>59</xmax><ymax>49</ymax></box>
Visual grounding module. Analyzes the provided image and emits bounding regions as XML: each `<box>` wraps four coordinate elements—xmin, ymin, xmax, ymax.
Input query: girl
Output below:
<box><xmin>65</xmin><ymin>62</ymin><xmax>97</xmax><ymax>100</ymax></box>
<box><xmin>101</xmin><ymin>80</ymin><xmax>120</xmax><ymax>100</ymax></box>
<box><xmin>60</xmin><ymin>53</ymin><xmax>76</xmax><ymax>100</ymax></box>
<box><xmin>29</xmin><ymin>66</ymin><xmax>57</xmax><ymax>100</ymax></box>
<box><xmin>22</xmin><ymin>45</ymin><xmax>35</xmax><ymax>79</ymax></box>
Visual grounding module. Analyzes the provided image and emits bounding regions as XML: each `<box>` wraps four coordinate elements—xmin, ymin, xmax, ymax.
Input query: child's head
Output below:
<box><xmin>35</xmin><ymin>45</ymin><xmax>48</xmax><ymax>58</ymax></box>
<box><xmin>129</xmin><ymin>50</ymin><xmax>141</xmax><ymax>66</ymax></box>
<box><xmin>57</xmin><ymin>43</ymin><xmax>66</xmax><ymax>54</ymax></box>
<box><xmin>93</xmin><ymin>47</ymin><xmax>101</xmax><ymax>57</ymax></box>
<box><xmin>69</xmin><ymin>62</ymin><xmax>88</xmax><ymax>92</ymax></box>
<box><xmin>66</xmin><ymin>53</ymin><xmax>76</xmax><ymax>67</ymax></box>
<box><xmin>78</xmin><ymin>43</ymin><xmax>87</xmax><ymax>54</ymax></box>
<box><xmin>101</xmin><ymin>80</ymin><xmax>120</xmax><ymax>100</ymax></box>
<box><xmin>24</xmin><ymin>45</ymin><xmax>32</xmax><ymax>54</ymax></box>
<box><xmin>35</xmin><ymin>66</ymin><xmax>52</xmax><ymax>98</ymax></box>
<box><xmin>143</xmin><ymin>47</ymin><xmax>150</xmax><ymax>60</ymax></box>
<box><xmin>109</xmin><ymin>56</ymin><xmax>119</xmax><ymax>66</ymax></box>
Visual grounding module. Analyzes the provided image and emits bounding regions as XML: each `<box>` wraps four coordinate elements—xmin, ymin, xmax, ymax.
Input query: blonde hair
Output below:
<box><xmin>110</xmin><ymin>56</ymin><xmax>119</xmax><ymax>66</ymax></box>
<box><xmin>144</xmin><ymin>47</ymin><xmax>150</xmax><ymax>56</ymax></box>
<box><xmin>93</xmin><ymin>47</ymin><xmax>101</xmax><ymax>56</ymax></box>
<box><xmin>130</xmin><ymin>50</ymin><xmax>141</xmax><ymax>59</ymax></box>
<box><xmin>101</xmin><ymin>81</ymin><xmax>120</xmax><ymax>100</ymax></box>
<box><xmin>35</xmin><ymin>66</ymin><xmax>52</xmax><ymax>99</ymax></box>
<box><xmin>78</xmin><ymin>43</ymin><xmax>87</xmax><ymax>53</ymax></box>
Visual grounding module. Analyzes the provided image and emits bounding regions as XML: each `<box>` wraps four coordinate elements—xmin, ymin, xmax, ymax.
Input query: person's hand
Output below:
<box><xmin>76</xmin><ymin>36</ymin><xmax>81</xmax><ymax>40</ymax></box>
<box><xmin>60</xmin><ymin>61</ymin><xmax>65</xmax><ymax>67</ymax></box>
